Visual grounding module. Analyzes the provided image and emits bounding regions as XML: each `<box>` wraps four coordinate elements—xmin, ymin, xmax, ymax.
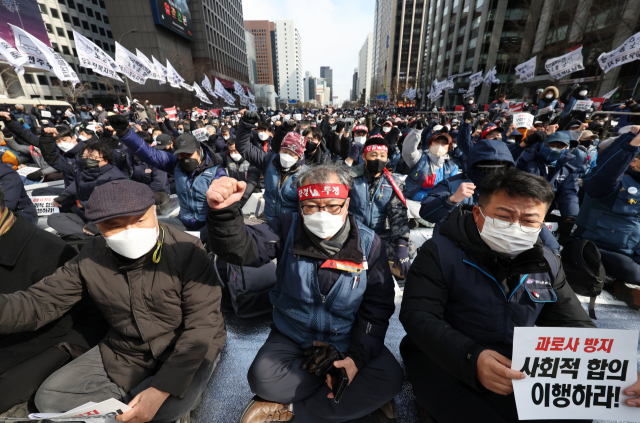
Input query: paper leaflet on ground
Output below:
<box><xmin>0</xmin><ymin>398</ymin><xmax>131</xmax><ymax>422</ymax></box>
<box><xmin>11</xmin><ymin>24</ymin><xmax>79</xmax><ymax>84</ymax></box>
<box><xmin>73</xmin><ymin>31</ymin><xmax>123</xmax><ymax>82</ymax></box>
<box><xmin>512</xmin><ymin>327</ymin><xmax>638</xmax><ymax>421</ymax></box>
<box><xmin>115</xmin><ymin>42</ymin><xmax>151</xmax><ymax>85</ymax></box>
<box><xmin>545</xmin><ymin>47</ymin><xmax>585</xmax><ymax>79</ymax></box>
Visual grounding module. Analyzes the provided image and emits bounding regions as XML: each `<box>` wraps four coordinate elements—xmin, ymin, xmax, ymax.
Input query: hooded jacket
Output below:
<box><xmin>399</xmin><ymin>210</ymin><xmax>595</xmax><ymax>390</ymax></box>
<box><xmin>537</xmin><ymin>86</ymin><xmax>560</xmax><ymax>122</ymax></box>
<box><xmin>0</xmin><ymin>164</ymin><xmax>37</xmax><ymax>218</ymax></box>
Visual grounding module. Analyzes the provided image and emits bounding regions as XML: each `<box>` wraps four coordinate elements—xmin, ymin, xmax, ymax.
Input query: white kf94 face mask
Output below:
<box><xmin>279</xmin><ymin>153</ymin><xmax>298</xmax><ymax>169</ymax></box>
<box><xmin>57</xmin><ymin>142</ymin><xmax>75</xmax><ymax>152</ymax></box>
<box><xmin>478</xmin><ymin>213</ymin><xmax>540</xmax><ymax>256</ymax></box>
<box><xmin>258</xmin><ymin>132</ymin><xmax>269</xmax><ymax>141</ymax></box>
<box><xmin>105</xmin><ymin>217</ymin><xmax>159</xmax><ymax>259</ymax></box>
<box><xmin>303</xmin><ymin>210</ymin><xmax>345</xmax><ymax>239</ymax></box>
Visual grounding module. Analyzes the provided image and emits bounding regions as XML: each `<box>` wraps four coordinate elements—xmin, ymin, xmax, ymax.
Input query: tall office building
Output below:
<box><xmin>352</xmin><ymin>68</ymin><xmax>359</xmax><ymax>102</ymax></box>
<box><xmin>244</xmin><ymin>20</ymin><xmax>277</xmax><ymax>90</ymax></box>
<box><xmin>104</xmin><ymin>0</ymin><xmax>250</xmax><ymax>107</ymax></box>
<box><xmin>320</xmin><ymin>66</ymin><xmax>332</xmax><ymax>102</ymax></box>
<box><xmin>6</xmin><ymin>0</ymin><xmax>119</xmax><ymax>103</ymax></box>
<box><xmin>308</xmin><ymin>76</ymin><xmax>317</xmax><ymax>105</ymax></box>
<box><xmin>358</xmin><ymin>32</ymin><xmax>373</xmax><ymax>105</ymax></box>
<box><xmin>421</xmin><ymin>0</ymin><xmax>640</xmax><ymax>107</ymax></box>
<box><xmin>371</xmin><ymin>0</ymin><xmax>428</xmax><ymax>103</ymax></box>
<box><xmin>245</xmin><ymin>30</ymin><xmax>257</xmax><ymax>85</ymax></box>
<box><xmin>275</xmin><ymin>19</ymin><xmax>303</xmax><ymax>103</ymax></box>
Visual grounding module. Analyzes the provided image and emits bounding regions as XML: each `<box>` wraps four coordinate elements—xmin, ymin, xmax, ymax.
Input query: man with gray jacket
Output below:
<box><xmin>0</xmin><ymin>179</ymin><xmax>226</xmax><ymax>423</ymax></box>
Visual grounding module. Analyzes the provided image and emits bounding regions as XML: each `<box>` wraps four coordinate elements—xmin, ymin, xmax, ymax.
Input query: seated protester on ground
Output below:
<box><xmin>349</xmin><ymin>137</ymin><xmax>416</xmax><ymax>279</ymax></box>
<box><xmin>516</xmin><ymin>131</ymin><xmax>579</xmax><ymax>242</ymax></box>
<box><xmin>111</xmin><ymin>115</ymin><xmax>226</xmax><ymax>232</ymax></box>
<box><xmin>130</xmin><ymin>131</ymin><xmax>171</xmax><ymax>208</ymax></box>
<box><xmin>0</xmin><ymin>113</ymin><xmax>43</xmax><ymax>168</ymax></box>
<box><xmin>251</xmin><ymin>121</ymin><xmax>273</xmax><ymax>153</ymax></box>
<box><xmin>0</xmin><ymin>180</ymin><xmax>226</xmax><ymax>423</ymax></box>
<box><xmin>420</xmin><ymin>139</ymin><xmax>561</xmax><ymax>253</ymax></box>
<box><xmin>399</xmin><ymin>169</ymin><xmax>599</xmax><ymax>423</ymax></box>
<box><xmin>41</xmin><ymin>134</ymin><xmax>126</xmax><ymax>236</ymax></box>
<box><xmin>12</xmin><ymin>103</ymin><xmax>37</xmax><ymax>129</ymax></box>
<box><xmin>344</xmin><ymin>124</ymin><xmax>369</xmax><ymax>166</ymax></box>
<box><xmin>0</xmin><ymin>163</ymin><xmax>37</xmax><ymax>223</ymax></box>
<box><xmin>301</xmin><ymin>127</ymin><xmax>328</xmax><ymax>165</ymax></box>
<box><xmin>37</xmin><ymin>125</ymin><xmax>89</xmax><ymax>192</ymax></box>
<box><xmin>79</xmin><ymin>105</ymin><xmax>92</xmax><ymax>122</ymax></box>
<box><xmin>402</xmin><ymin>120</ymin><xmax>458</xmax><ymax>202</ymax></box>
<box><xmin>221</xmin><ymin>138</ymin><xmax>261</xmax><ymax>208</ymax></box>
<box><xmin>0</xmin><ymin>184</ymin><xmax>108</xmax><ymax>414</ymax></box>
<box><xmin>574</xmin><ymin>126</ymin><xmax>640</xmax><ymax>309</ymax></box>
<box><xmin>206</xmin><ymin>164</ymin><xmax>404</xmax><ymax>423</ymax></box>
<box><xmin>214</xmin><ymin>125</ymin><xmax>232</xmax><ymax>153</ymax></box>
<box><xmin>235</xmin><ymin>110</ymin><xmax>306</xmax><ymax>221</ymax></box>
<box><xmin>325</xmin><ymin>121</ymin><xmax>346</xmax><ymax>162</ymax></box>
<box><xmin>76</xmin><ymin>122</ymin><xmax>99</xmax><ymax>144</ymax></box>
<box><xmin>457</xmin><ymin>113</ymin><xmax>506</xmax><ymax>156</ymax></box>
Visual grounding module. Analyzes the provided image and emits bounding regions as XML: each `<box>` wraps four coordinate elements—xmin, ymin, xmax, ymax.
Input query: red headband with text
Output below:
<box><xmin>298</xmin><ymin>184</ymin><xmax>349</xmax><ymax>201</ymax></box>
<box><xmin>364</xmin><ymin>144</ymin><xmax>388</xmax><ymax>153</ymax></box>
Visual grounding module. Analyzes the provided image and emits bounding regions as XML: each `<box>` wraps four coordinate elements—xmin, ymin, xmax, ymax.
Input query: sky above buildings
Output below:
<box><xmin>243</xmin><ymin>0</ymin><xmax>375</xmax><ymax>104</ymax></box>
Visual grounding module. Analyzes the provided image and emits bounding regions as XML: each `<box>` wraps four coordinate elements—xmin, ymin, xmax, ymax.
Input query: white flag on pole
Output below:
<box><xmin>249</xmin><ymin>103</ymin><xmax>258</xmax><ymax>112</ymax></box>
<box><xmin>234</xmin><ymin>80</ymin><xmax>246</xmax><ymax>97</ymax></box>
<box><xmin>136</xmin><ymin>49</ymin><xmax>164</xmax><ymax>83</ymax></box>
<box><xmin>73</xmin><ymin>31</ymin><xmax>123</xmax><ymax>82</ymax></box>
<box><xmin>466</xmin><ymin>70</ymin><xmax>484</xmax><ymax>96</ymax></box>
<box><xmin>115</xmin><ymin>41</ymin><xmax>151</xmax><ymax>84</ymax></box>
<box><xmin>603</xmin><ymin>86</ymin><xmax>621</xmax><ymax>99</ymax></box>
<box><xmin>545</xmin><ymin>47</ymin><xmax>585</xmax><ymax>79</ymax></box>
<box><xmin>484</xmin><ymin>66</ymin><xmax>500</xmax><ymax>87</ymax></box>
<box><xmin>180</xmin><ymin>82</ymin><xmax>194</xmax><ymax>91</ymax></box>
<box><xmin>247</xmin><ymin>88</ymin><xmax>255</xmax><ymax>101</ymax></box>
<box><xmin>11</xmin><ymin>24</ymin><xmax>79</xmax><ymax>84</ymax></box>
<box><xmin>202</xmin><ymin>75</ymin><xmax>218</xmax><ymax>98</ymax></box>
<box><xmin>166</xmin><ymin>60</ymin><xmax>184</xmax><ymax>88</ymax></box>
<box><xmin>215</xmin><ymin>78</ymin><xmax>236</xmax><ymax>105</ymax></box>
<box><xmin>0</xmin><ymin>35</ymin><xmax>27</xmax><ymax>73</ymax></box>
<box><xmin>514</xmin><ymin>56</ymin><xmax>536</xmax><ymax>83</ymax></box>
<box><xmin>597</xmin><ymin>32</ymin><xmax>640</xmax><ymax>74</ymax></box>
<box><xmin>152</xmin><ymin>56</ymin><xmax>167</xmax><ymax>80</ymax></box>
<box><xmin>193</xmin><ymin>82</ymin><xmax>212</xmax><ymax>104</ymax></box>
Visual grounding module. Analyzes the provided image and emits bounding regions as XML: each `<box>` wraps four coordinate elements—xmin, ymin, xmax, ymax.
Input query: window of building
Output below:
<box><xmin>91</xmin><ymin>24</ymin><xmax>98</xmax><ymax>33</ymax></box>
<box><xmin>56</xmin><ymin>27</ymin><xmax>65</xmax><ymax>37</ymax></box>
<box><xmin>82</xmin><ymin>20</ymin><xmax>89</xmax><ymax>30</ymax></box>
<box><xmin>104</xmin><ymin>16</ymin><xmax>109</xmax><ymax>24</ymax></box>
<box><xmin>62</xmin><ymin>12</ymin><xmax>71</xmax><ymax>23</ymax></box>
<box><xmin>91</xmin><ymin>82</ymin><xmax>98</xmax><ymax>90</ymax></box>
<box><xmin>67</xmin><ymin>0</ymin><xmax>75</xmax><ymax>8</ymax></box>
<box><xmin>39</xmin><ymin>4</ymin><xmax>47</xmax><ymax>14</ymax></box>
<box><xmin>46</xmin><ymin>24</ymin><xmax>53</xmax><ymax>33</ymax></box>
<box><xmin>67</xmin><ymin>30</ymin><xmax>74</xmax><ymax>40</ymax></box>
<box><xmin>77</xmin><ymin>66</ymin><xmax>85</xmax><ymax>73</ymax></box>
<box><xmin>99</xmin><ymin>83</ymin><xmax>106</xmax><ymax>91</ymax></box>
<box><xmin>50</xmin><ymin>8</ymin><xmax>59</xmax><ymax>18</ymax></box>
<box><xmin>52</xmin><ymin>43</ymin><xmax>59</xmax><ymax>52</ymax></box>
<box><xmin>72</xmin><ymin>47</ymin><xmax>77</xmax><ymax>56</ymax></box>
<box><xmin>51</xmin><ymin>78</ymin><xmax>60</xmax><ymax>86</ymax></box>
<box><xmin>23</xmin><ymin>74</ymin><xmax>35</xmax><ymax>84</ymax></box>
<box><xmin>99</xmin><ymin>28</ymin><xmax>105</xmax><ymax>36</ymax></box>
<box><xmin>99</xmin><ymin>0</ymin><xmax>105</xmax><ymax>8</ymax></box>
<box><xmin>77</xmin><ymin>3</ymin><xmax>85</xmax><ymax>12</ymax></box>
<box><xmin>86</xmin><ymin>7</ymin><xmax>94</xmax><ymax>17</ymax></box>
<box><xmin>37</xmin><ymin>75</ymin><xmax>49</xmax><ymax>85</ymax></box>
<box><xmin>58</xmin><ymin>0</ymin><xmax>66</xmax><ymax>4</ymax></box>
<box><xmin>95</xmin><ymin>12</ymin><xmax>101</xmax><ymax>21</ymax></box>
<box><xmin>72</xmin><ymin>16</ymin><xmax>80</xmax><ymax>26</ymax></box>
<box><xmin>44</xmin><ymin>96</ymin><xmax>54</xmax><ymax>100</ymax></box>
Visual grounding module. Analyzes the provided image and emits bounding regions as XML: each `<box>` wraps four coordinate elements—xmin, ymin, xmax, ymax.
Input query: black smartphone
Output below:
<box><xmin>330</xmin><ymin>366</ymin><xmax>349</xmax><ymax>403</ymax></box>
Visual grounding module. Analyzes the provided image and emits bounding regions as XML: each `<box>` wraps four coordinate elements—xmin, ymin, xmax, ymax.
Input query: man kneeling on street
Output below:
<box><xmin>0</xmin><ymin>179</ymin><xmax>226</xmax><ymax>423</ymax></box>
<box><xmin>400</xmin><ymin>169</ymin><xmax>597</xmax><ymax>423</ymax></box>
<box><xmin>206</xmin><ymin>162</ymin><xmax>403</xmax><ymax>423</ymax></box>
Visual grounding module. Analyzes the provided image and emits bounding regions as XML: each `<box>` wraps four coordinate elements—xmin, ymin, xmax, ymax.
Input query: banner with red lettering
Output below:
<box><xmin>590</xmin><ymin>98</ymin><xmax>605</xmax><ymax>111</ymax></box>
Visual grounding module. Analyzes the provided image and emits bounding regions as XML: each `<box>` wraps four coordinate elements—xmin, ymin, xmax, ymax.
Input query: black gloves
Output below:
<box><xmin>26</xmin><ymin>170</ymin><xmax>43</xmax><ymax>181</ymax></box>
<box><xmin>300</xmin><ymin>341</ymin><xmax>343</xmax><ymax>376</ymax></box>
<box><xmin>281</xmin><ymin>120</ymin><xmax>297</xmax><ymax>133</ymax></box>
<box><xmin>242</xmin><ymin>111</ymin><xmax>260</xmax><ymax>125</ymax></box>
<box><xmin>107</xmin><ymin>115</ymin><xmax>130</xmax><ymax>138</ymax></box>
<box><xmin>335</xmin><ymin>121</ymin><xmax>346</xmax><ymax>133</ymax></box>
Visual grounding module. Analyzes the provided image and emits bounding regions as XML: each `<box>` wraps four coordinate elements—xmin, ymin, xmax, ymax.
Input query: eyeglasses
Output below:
<box><xmin>301</xmin><ymin>201</ymin><xmax>347</xmax><ymax>215</ymax></box>
<box><xmin>479</xmin><ymin>207</ymin><xmax>543</xmax><ymax>233</ymax></box>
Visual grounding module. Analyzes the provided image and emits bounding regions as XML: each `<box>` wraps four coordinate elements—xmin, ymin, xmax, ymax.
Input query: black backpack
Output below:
<box><xmin>560</xmin><ymin>239</ymin><xmax>606</xmax><ymax>319</ymax></box>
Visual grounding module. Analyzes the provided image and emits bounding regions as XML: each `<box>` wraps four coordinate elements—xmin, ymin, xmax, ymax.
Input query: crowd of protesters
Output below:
<box><xmin>1</xmin><ymin>82</ymin><xmax>640</xmax><ymax>423</ymax></box>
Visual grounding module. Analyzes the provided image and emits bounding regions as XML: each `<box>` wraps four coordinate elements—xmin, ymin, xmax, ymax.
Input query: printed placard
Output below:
<box><xmin>572</xmin><ymin>100</ymin><xmax>593</xmax><ymax>112</ymax></box>
<box><xmin>40</xmin><ymin>110</ymin><xmax>51</xmax><ymax>118</ymax></box>
<box><xmin>513</xmin><ymin>113</ymin><xmax>534</xmax><ymax>128</ymax></box>
<box><xmin>30</xmin><ymin>196</ymin><xmax>60</xmax><ymax>216</ymax></box>
<box><xmin>293</xmin><ymin>114</ymin><xmax>302</xmax><ymax>121</ymax></box>
<box><xmin>17</xmin><ymin>167</ymin><xmax>40</xmax><ymax>177</ymax></box>
<box><xmin>512</xmin><ymin>327</ymin><xmax>638</xmax><ymax>421</ymax></box>
<box><xmin>192</xmin><ymin>128</ymin><xmax>209</xmax><ymax>142</ymax></box>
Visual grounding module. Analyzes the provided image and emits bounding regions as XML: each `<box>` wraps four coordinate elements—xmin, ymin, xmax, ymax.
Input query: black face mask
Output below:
<box><xmin>305</xmin><ymin>139</ymin><xmax>318</xmax><ymax>154</ymax></box>
<box><xmin>179</xmin><ymin>158</ymin><xmax>199</xmax><ymax>173</ymax></box>
<box><xmin>366</xmin><ymin>159</ymin><xmax>386</xmax><ymax>175</ymax></box>
<box><xmin>581</xmin><ymin>140</ymin><xmax>593</xmax><ymax>148</ymax></box>
<box><xmin>82</xmin><ymin>158</ymin><xmax>100</xmax><ymax>169</ymax></box>
<box><xmin>497</xmin><ymin>99</ymin><xmax>504</xmax><ymax>104</ymax></box>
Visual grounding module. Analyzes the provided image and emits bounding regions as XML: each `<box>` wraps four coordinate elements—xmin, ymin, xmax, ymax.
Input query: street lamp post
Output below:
<box><xmin>119</xmin><ymin>29</ymin><xmax>139</xmax><ymax>102</ymax></box>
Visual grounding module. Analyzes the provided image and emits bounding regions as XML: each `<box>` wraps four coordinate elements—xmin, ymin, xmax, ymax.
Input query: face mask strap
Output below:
<box><xmin>152</xmin><ymin>225</ymin><xmax>165</xmax><ymax>264</ymax></box>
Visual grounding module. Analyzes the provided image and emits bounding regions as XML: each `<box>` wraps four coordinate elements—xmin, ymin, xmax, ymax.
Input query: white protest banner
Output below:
<box><xmin>72</xmin><ymin>31</ymin><xmax>123</xmax><ymax>82</ymax></box>
<box><xmin>39</xmin><ymin>110</ymin><xmax>51</xmax><ymax>118</ymax></box>
<box><xmin>545</xmin><ymin>47</ymin><xmax>585</xmax><ymax>79</ymax></box>
<box><xmin>215</xmin><ymin>78</ymin><xmax>236</xmax><ymax>106</ymax></box>
<box><xmin>11</xmin><ymin>25</ymin><xmax>79</xmax><ymax>84</ymax></box>
<box><xmin>572</xmin><ymin>100</ymin><xmax>593</xmax><ymax>112</ymax></box>
<box><xmin>484</xmin><ymin>66</ymin><xmax>500</xmax><ymax>87</ymax></box>
<box><xmin>193</xmin><ymin>82</ymin><xmax>212</xmax><ymax>104</ymax></box>
<box><xmin>136</xmin><ymin>49</ymin><xmax>164</xmax><ymax>83</ymax></box>
<box><xmin>115</xmin><ymin>42</ymin><xmax>151</xmax><ymax>84</ymax></box>
<box><xmin>603</xmin><ymin>86</ymin><xmax>620</xmax><ymax>100</ymax></box>
<box><xmin>466</xmin><ymin>70</ymin><xmax>484</xmax><ymax>96</ymax></box>
<box><xmin>0</xmin><ymin>36</ymin><xmax>27</xmax><ymax>70</ymax></box>
<box><xmin>202</xmin><ymin>75</ymin><xmax>218</xmax><ymax>98</ymax></box>
<box><xmin>64</xmin><ymin>110</ymin><xmax>74</xmax><ymax>118</ymax></box>
<box><xmin>234</xmin><ymin>80</ymin><xmax>246</xmax><ymax>97</ymax></box>
<box><xmin>249</xmin><ymin>103</ymin><xmax>258</xmax><ymax>112</ymax></box>
<box><xmin>166</xmin><ymin>60</ymin><xmax>185</xmax><ymax>88</ymax></box>
<box><xmin>598</xmin><ymin>32</ymin><xmax>640</xmax><ymax>74</ymax></box>
<box><xmin>512</xmin><ymin>327</ymin><xmax>638</xmax><ymax>421</ymax></box>
<box><xmin>23</xmin><ymin>398</ymin><xmax>131</xmax><ymax>422</ymax></box>
<box><xmin>515</xmin><ymin>56</ymin><xmax>536</xmax><ymax>83</ymax></box>
<box><xmin>239</xmin><ymin>95</ymin><xmax>250</xmax><ymax>106</ymax></box>
<box><xmin>29</xmin><ymin>196</ymin><xmax>60</xmax><ymax>216</ymax></box>
<box><xmin>513</xmin><ymin>113</ymin><xmax>534</xmax><ymax>128</ymax></box>
<box><xmin>152</xmin><ymin>56</ymin><xmax>167</xmax><ymax>81</ymax></box>
<box><xmin>247</xmin><ymin>88</ymin><xmax>255</xmax><ymax>101</ymax></box>
<box><xmin>180</xmin><ymin>82</ymin><xmax>194</xmax><ymax>91</ymax></box>
<box><xmin>192</xmin><ymin>128</ymin><xmax>209</xmax><ymax>142</ymax></box>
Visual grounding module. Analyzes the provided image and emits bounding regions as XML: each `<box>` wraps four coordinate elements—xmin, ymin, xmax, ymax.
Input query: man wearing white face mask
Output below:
<box><xmin>0</xmin><ymin>179</ymin><xmax>226</xmax><ymax>423</ymax></box>
<box><xmin>344</xmin><ymin>124</ymin><xmax>370</xmax><ymax>166</ymax></box>
<box><xmin>559</xmin><ymin>84</ymin><xmax>591</xmax><ymax>127</ymax></box>
<box><xmin>400</xmin><ymin>168</ymin><xmax>597</xmax><ymax>423</ymax></box>
<box><xmin>206</xmin><ymin>163</ymin><xmax>403</xmax><ymax>423</ymax></box>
